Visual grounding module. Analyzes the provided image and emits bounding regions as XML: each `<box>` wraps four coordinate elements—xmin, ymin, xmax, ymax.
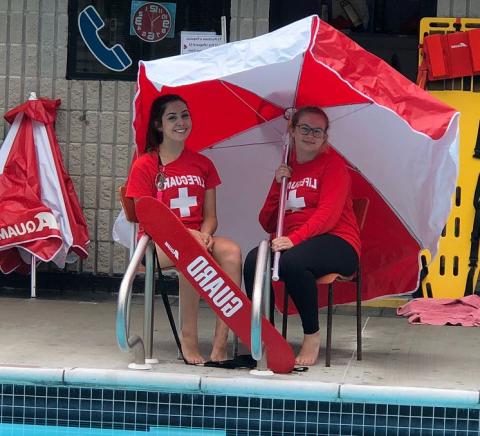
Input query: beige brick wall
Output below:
<box><xmin>0</xmin><ymin>0</ymin><xmax>270</xmax><ymax>276</ymax></box>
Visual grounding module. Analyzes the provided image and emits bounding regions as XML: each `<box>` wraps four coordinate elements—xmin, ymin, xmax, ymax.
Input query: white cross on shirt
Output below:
<box><xmin>286</xmin><ymin>189</ymin><xmax>306</xmax><ymax>211</ymax></box>
<box><xmin>170</xmin><ymin>187</ymin><xmax>197</xmax><ymax>217</ymax></box>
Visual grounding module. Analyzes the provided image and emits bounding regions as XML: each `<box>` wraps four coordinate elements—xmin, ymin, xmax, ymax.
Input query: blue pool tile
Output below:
<box><xmin>180</xmin><ymin>404</ymin><xmax>192</xmax><ymax>416</ymax></box>
<box><xmin>215</xmin><ymin>407</ymin><xmax>226</xmax><ymax>418</ymax></box>
<box><xmin>226</xmin><ymin>396</ymin><xmax>237</xmax><ymax>407</ymax></box>
<box><xmin>318</xmin><ymin>401</ymin><xmax>329</xmax><ymax>412</ymax></box>
<box><xmin>201</xmin><ymin>416</ymin><xmax>213</xmax><ymax>428</ymax></box>
<box><xmin>330</xmin><ymin>402</ymin><xmax>341</xmax><ymax>413</ymax></box>
<box><xmin>364</xmin><ymin>414</ymin><xmax>375</xmax><ymax>426</ymax></box>
<box><xmin>260</xmin><ymin>418</ymin><xmax>271</xmax><ymax>432</ymax></box>
<box><xmin>191</xmin><ymin>405</ymin><xmax>202</xmax><ymax>417</ymax></box>
<box><xmin>376</xmin><ymin>415</ymin><xmax>387</xmax><ymax>426</ymax></box>
<box><xmin>293</xmin><ymin>420</ymin><xmax>306</xmax><ymax>433</ymax></box>
<box><xmin>469</xmin><ymin>409</ymin><xmax>479</xmax><ymax>419</ymax></box>
<box><xmin>330</xmin><ymin>412</ymin><xmax>341</xmax><ymax>424</ymax></box>
<box><xmin>261</xmin><ymin>398</ymin><xmax>272</xmax><ymax>409</ymax></box>
<box><xmin>271</xmin><ymin>420</ymin><xmax>283</xmax><ymax>432</ymax></box>
<box><xmin>200</xmin><ymin>405</ymin><xmax>212</xmax><ymax>418</ymax></box>
<box><xmin>260</xmin><ymin>408</ymin><xmax>271</xmax><ymax>421</ymax></box>
<box><xmin>351</xmin><ymin>424</ymin><xmax>363</xmax><ymax>435</ymax></box>
<box><xmin>468</xmin><ymin>420</ymin><xmax>479</xmax><ymax>431</ymax></box>
<box><xmin>387</xmin><ymin>404</ymin><xmax>398</xmax><ymax>415</ymax></box>
<box><xmin>215</xmin><ymin>395</ymin><xmax>226</xmax><ymax>407</ymax></box>
<box><xmin>2</xmin><ymin>394</ymin><xmax>12</xmax><ymax>406</ymax></box>
<box><xmin>423</xmin><ymin>406</ymin><xmax>434</xmax><ymax>417</ymax></box>
<box><xmin>249</xmin><ymin>408</ymin><xmax>260</xmax><ymax>420</ymax></box>
<box><xmin>352</xmin><ymin>413</ymin><xmax>363</xmax><ymax>425</ymax></box>
<box><xmin>340</xmin><ymin>412</ymin><xmax>352</xmax><ymax>425</ymax></box>
<box><xmin>113</xmin><ymin>390</ymin><xmax>124</xmax><ymax>401</ymax></box>
<box><xmin>250</xmin><ymin>397</ymin><xmax>260</xmax><ymax>408</ymax></box>
<box><xmin>376</xmin><ymin>404</ymin><xmax>387</xmax><ymax>415</ymax></box>
<box><xmin>329</xmin><ymin>423</ymin><xmax>340</xmax><ymax>434</ymax></box>
<box><xmin>422</xmin><ymin>417</ymin><xmax>433</xmax><ymax>428</ymax></box>
<box><xmin>317</xmin><ymin>411</ymin><xmax>329</xmax><ymax>423</ymax></box>
<box><xmin>248</xmin><ymin>418</ymin><xmax>260</xmax><ymax>431</ymax></box>
<box><xmin>295</xmin><ymin>409</ymin><xmax>306</xmax><ymax>422</ymax></box>
<box><xmin>386</xmin><ymin>415</ymin><xmax>398</xmax><ymax>427</ymax></box>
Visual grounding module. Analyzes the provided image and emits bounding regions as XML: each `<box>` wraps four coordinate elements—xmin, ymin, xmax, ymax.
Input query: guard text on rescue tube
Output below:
<box><xmin>186</xmin><ymin>256</ymin><xmax>243</xmax><ymax>317</ymax></box>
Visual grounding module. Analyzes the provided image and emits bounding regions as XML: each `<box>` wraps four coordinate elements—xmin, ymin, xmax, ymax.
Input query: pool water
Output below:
<box><xmin>0</xmin><ymin>423</ymin><xmax>226</xmax><ymax>436</ymax></box>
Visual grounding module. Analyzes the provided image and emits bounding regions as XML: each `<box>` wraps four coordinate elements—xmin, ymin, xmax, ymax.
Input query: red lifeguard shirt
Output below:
<box><xmin>259</xmin><ymin>148</ymin><xmax>361</xmax><ymax>256</ymax></box>
<box><xmin>126</xmin><ymin>149</ymin><xmax>221</xmax><ymax>230</ymax></box>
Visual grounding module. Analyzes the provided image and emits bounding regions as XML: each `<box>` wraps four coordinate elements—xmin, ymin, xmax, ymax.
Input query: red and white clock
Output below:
<box><xmin>132</xmin><ymin>2</ymin><xmax>172</xmax><ymax>43</ymax></box>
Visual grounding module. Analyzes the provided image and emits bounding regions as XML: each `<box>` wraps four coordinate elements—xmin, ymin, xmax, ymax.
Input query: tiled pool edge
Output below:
<box><xmin>0</xmin><ymin>366</ymin><xmax>478</xmax><ymax>409</ymax></box>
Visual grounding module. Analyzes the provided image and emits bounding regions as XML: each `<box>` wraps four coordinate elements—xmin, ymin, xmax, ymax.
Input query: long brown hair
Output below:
<box><xmin>145</xmin><ymin>94</ymin><xmax>188</xmax><ymax>152</ymax></box>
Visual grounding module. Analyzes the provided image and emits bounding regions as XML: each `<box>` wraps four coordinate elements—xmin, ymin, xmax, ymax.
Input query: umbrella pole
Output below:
<box><xmin>272</xmin><ymin>140</ymin><xmax>291</xmax><ymax>281</ymax></box>
<box><xmin>31</xmin><ymin>255</ymin><xmax>36</xmax><ymax>298</ymax></box>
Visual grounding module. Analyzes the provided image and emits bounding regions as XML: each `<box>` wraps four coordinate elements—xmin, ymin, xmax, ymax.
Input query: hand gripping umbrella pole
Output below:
<box><xmin>272</xmin><ymin>137</ymin><xmax>291</xmax><ymax>281</ymax></box>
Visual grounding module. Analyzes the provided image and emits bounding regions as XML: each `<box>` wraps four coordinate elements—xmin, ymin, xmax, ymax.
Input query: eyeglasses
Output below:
<box><xmin>296</xmin><ymin>124</ymin><xmax>326</xmax><ymax>138</ymax></box>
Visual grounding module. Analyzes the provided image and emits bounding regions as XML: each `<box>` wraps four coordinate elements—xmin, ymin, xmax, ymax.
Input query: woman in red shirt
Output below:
<box><xmin>127</xmin><ymin>94</ymin><xmax>242</xmax><ymax>365</ymax></box>
<box><xmin>244</xmin><ymin>106</ymin><xmax>360</xmax><ymax>366</ymax></box>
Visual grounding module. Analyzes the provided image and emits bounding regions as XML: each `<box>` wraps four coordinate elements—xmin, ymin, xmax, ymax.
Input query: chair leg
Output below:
<box><xmin>281</xmin><ymin>289</ymin><xmax>289</xmax><ymax>339</ymax></box>
<box><xmin>155</xmin><ymin>255</ymin><xmax>183</xmax><ymax>358</ymax></box>
<box><xmin>356</xmin><ymin>269</ymin><xmax>362</xmax><ymax>361</ymax></box>
<box><xmin>326</xmin><ymin>283</ymin><xmax>333</xmax><ymax>367</ymax></box>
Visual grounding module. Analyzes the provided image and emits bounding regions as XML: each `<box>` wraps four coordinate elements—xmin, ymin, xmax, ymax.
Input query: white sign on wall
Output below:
<box><xmin>180</xmin><ymin>31</ymin><xmax>224</xmax><ymax>54</ymax></box>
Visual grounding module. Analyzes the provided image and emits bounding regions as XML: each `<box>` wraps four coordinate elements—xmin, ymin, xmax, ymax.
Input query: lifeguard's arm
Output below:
<box><xmin>287</xmin><ymin>159</ymin><xmax>349</xmax><ymax>245</ymax></box>
<box><xmin>200</xmin><ymin>188</ymin><xmax>218</xmax><ymax>236</ymax></box>
<box><xmin>258</xmin><ymin>180</ymin><xmax>281</xmax><ymax>233</ymax></box>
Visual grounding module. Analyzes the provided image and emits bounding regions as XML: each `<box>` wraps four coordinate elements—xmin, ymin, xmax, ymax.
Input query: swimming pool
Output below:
<box><xmin>0</xmin><ymin>423</ymin><xmax>225</xmax><ymax>435</ymax></box>
<box><xmin>1</xmin><ymin>380</ymin><xmax>479</xmax><ymax>435</ymax></box>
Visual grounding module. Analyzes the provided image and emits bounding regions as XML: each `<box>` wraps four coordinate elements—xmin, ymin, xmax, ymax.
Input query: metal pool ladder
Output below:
<box><xmin>116</xmin><ymin>234</ymin><xmax>158</xmax><ymax>370</ymax></box>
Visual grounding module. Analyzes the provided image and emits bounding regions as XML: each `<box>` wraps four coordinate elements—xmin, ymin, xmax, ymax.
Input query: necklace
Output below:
<box><xmin>155</xmin><ymin>152</ymin><xmax>166</xmax><ymax>191</ymax></box>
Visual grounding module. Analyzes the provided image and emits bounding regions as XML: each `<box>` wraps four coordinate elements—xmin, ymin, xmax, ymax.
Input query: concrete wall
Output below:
<box><xmin>0</xmin><ymin>0</ymin><xmax>270</xmax><ymax>276</ymax></box>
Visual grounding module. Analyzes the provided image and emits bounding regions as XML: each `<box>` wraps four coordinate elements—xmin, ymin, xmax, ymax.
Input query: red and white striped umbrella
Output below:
<box><xmin>131</xmin><ymin>16</ymin><xmax>459</xmax><ymax>303</ymax></box>
<box><xmin>0</xmin><ymin>96</ymin><xmax>89</xmax><ymax>274</ymax></box>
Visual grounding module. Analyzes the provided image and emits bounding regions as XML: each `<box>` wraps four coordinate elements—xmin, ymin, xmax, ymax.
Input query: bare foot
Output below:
<box><xmin>295</xmin><ymin>332</ymin><xmax>321</xmax><ymax>366</ymax></box>
<box><xmin>181</xmin><ymin>334</ymin><xmax>205</xmax><ymax>365</ymax></box>
<box><xmin>210</xmin><ymin>337</ymin><xmax>228</xmax><ymax>362</ymax></box>
<box><xmin>209</xmin><ymin>345</ymin><xmax>228</xmax><ymax>362</ymax></box>
<box><xmin>210</xmin><ymin>320</ymin><xmax>229</xmax><ymax>362</ymax></box>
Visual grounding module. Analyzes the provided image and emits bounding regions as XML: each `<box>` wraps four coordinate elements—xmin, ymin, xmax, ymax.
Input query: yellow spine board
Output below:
<box><xmin>419</xmin><ymin>18</ymin><xmax>480</xmax><ymax>298</ymax></box>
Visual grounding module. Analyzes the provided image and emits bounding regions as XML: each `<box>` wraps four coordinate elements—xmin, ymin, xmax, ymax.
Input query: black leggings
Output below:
<box><xmin>244</xmin><ymin>234</ymin><xmax>359</xmax><ymax>335</ymax></box>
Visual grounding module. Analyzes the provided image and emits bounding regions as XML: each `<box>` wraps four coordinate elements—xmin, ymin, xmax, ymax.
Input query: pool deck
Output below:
<box><xmin>1</xmin><ymin>289</ymin><xmax>479</xmax><ymax>407</ymax></box>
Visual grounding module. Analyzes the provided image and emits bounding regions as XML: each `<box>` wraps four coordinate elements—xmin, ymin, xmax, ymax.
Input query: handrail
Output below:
<box><xmin>272</xmin><ymin>140</ymin><xmax>290</xmax><ymax>281</ymax></box>
<box><xmin>116</xmin><ymin>234</ymin><xmax>151</xmax><ymax>369</ymax></box>
<box><xmin>251</xmin><ymin>239</ymin><xmax>271</xmax><ymax>370</ymax></box>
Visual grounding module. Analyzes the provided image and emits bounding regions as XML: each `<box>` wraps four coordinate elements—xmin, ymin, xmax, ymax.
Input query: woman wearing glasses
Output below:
<box><xmin>244</xmin><ymin>106</ymin><xmax>361</xmax><ymax>366</ymax></box>
<box><xmin>126</xmin><ymin>94</ymin><xmax>242</xmax><ymax>365</ymax></box>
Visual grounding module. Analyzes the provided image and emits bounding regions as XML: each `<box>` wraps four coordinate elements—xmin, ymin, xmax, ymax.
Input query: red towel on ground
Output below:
<box><xmin>397</xmin><ymin>295</ymin><xmax>480</xmax><ymax>326</ymax></box>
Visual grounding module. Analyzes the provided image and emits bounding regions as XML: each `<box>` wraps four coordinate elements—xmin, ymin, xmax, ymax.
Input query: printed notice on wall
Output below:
<box><xmin>180</xmin><ymin>31</ymin><xmax>224</xmax><ymax>54</ymax></box>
